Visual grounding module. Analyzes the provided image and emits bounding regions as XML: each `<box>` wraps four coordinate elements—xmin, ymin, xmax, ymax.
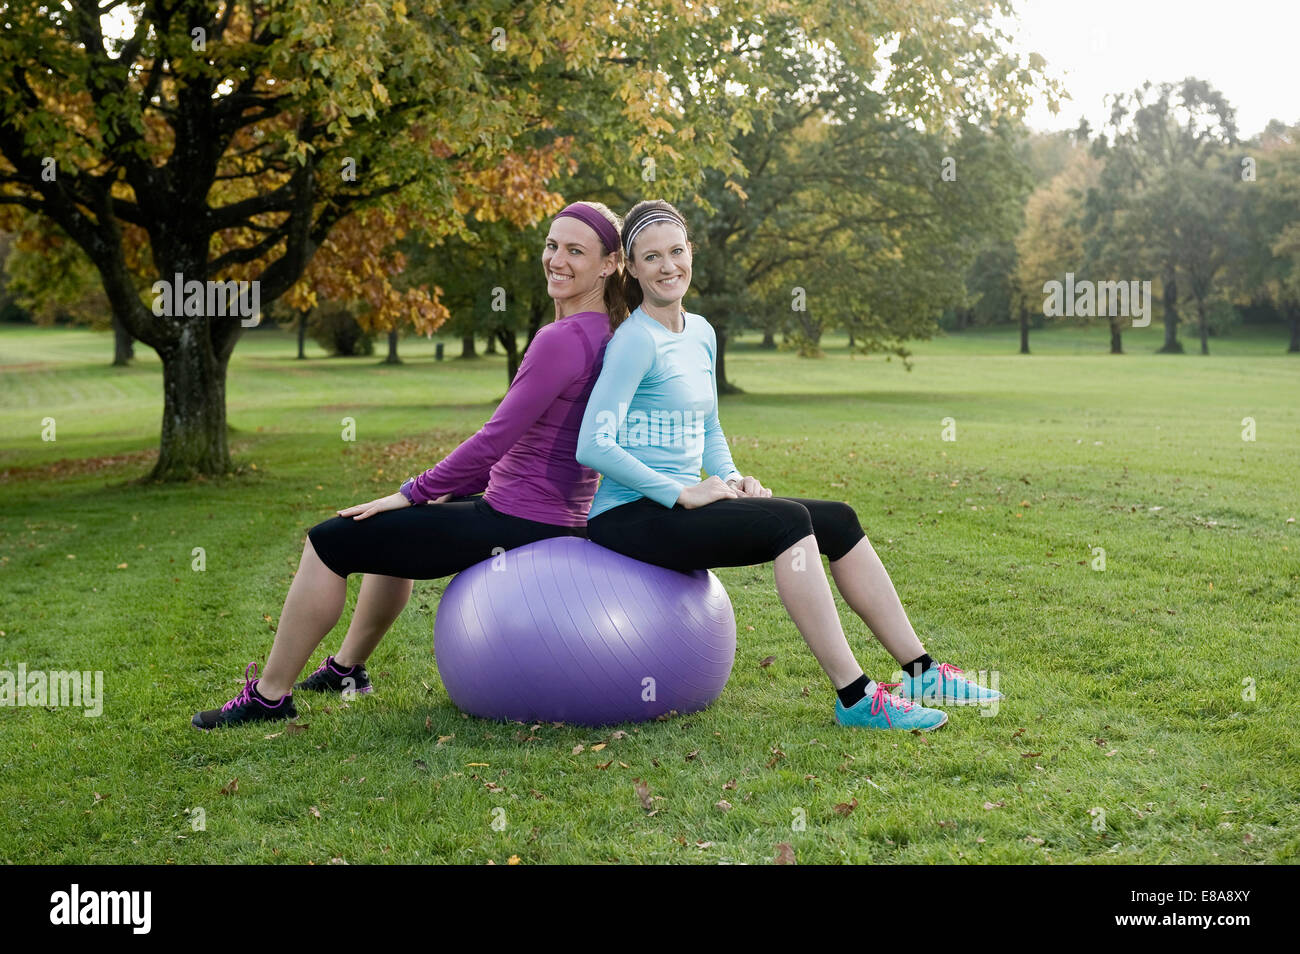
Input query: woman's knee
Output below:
<box><xmin>764</xmin><ymin>498</ymin><xmax>814</xmax><ymax>553</ymax></box>
<box><xmin>817</xmin><ymin>500</ymin><xmax>861</xmax><ymax>530</ymax></box>
<box><xmin>809</xmin><ymin>500</ymin><xmax>865</xmax><ymax>561</ymax></box>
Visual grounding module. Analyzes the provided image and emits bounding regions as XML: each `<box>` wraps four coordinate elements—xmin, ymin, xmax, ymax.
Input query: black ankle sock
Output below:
<box><xmin>836</xmin><ymin>674</ymin><xmax>872</xmax><ymax>708</ymax></box>
<box><xmin>252</xmin><ymin>681</ymin><xmax>287</xmax><ymax>705</ymax></box>
<box><xmin>903</xmin><ymin>653</ymin><xmax>934</xmax><ymax>679</ymax></box>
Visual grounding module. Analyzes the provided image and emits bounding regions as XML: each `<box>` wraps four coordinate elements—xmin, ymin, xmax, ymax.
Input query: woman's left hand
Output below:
<box><xmin>727</xmin><ymin>475</ymin><xmax>772</xmax><ymax>498</ymax></box>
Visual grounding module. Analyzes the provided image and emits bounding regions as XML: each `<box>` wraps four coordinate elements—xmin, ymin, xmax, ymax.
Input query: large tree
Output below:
<box><xmin>678</xmin><ymin>3</ymin><xmax>1054</xmax><ymax>389</ymax></box>
<box><xmin>1232</xmin><ymin>121</ymin><xmax>1300</xmax><ymax>352</ymax></box>
<box><xmin>1083</xmin><ymin>78</ymin><xmax>1240</xmax><ymax>354</ymax></box>
<box><xmin>0</xmin><ymin>0</ymin><xmax>740</xmax><ymax>479</ymax></box>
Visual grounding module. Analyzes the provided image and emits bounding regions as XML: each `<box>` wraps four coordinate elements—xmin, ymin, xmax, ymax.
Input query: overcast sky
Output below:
<box><xmin>1004</xmin><ymin>0</ymin><xmax>1298</xmax><ymax>138</ymax></box>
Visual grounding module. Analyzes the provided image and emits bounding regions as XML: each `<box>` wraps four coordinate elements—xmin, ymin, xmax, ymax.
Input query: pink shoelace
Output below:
<box><xmin>870</xmin><ymin>682</ymin><xmax>915</xmax><ymax>727</ymax></box>
<box><xmin>221</xmin><ymin>662</ymin><xmax>262</xmax><ymax>712</ymax></box>
<box><xmin>935</xmin><ymin>662</ymin><xmax>964</xmax><ymax>681</ymax></box>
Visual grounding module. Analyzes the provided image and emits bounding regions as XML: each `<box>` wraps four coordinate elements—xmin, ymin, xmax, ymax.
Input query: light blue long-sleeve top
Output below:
<box><xmin>576</xmin><ymin>305</ymin><xmax>742</xmax><ymax>518</ymax></box>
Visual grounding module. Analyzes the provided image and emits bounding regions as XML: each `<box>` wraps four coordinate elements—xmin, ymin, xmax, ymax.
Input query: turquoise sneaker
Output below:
<box><xmin>895</xmin><ymin>662</ymin><xmax>1003</xmax><ymax>706</ymax></box>
<box><xmin>835</xmin><ymin>682</ymin><xmax>948</xmax><ymax>731</ymax></box>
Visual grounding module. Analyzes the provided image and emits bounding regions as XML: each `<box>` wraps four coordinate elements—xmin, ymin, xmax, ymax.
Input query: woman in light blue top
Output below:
<box><xmin>578</xmin><ymin>200</ymin><xmax>1004</xmax><ymax>730</ymax></box>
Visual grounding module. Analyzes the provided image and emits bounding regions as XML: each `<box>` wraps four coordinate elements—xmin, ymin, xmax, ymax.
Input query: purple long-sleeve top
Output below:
<box><xmin>407</xmin><ymin>311</ymin><xmax>612</xmax><ymax>526</ymax></box>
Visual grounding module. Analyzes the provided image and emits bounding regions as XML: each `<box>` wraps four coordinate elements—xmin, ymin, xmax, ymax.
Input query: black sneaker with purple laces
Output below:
<box><xmin>192</xmin><ymin>662</ymin><xmax>296</xmax><ymax>730</ymax></box>
<box><xmin>294</xmin><ymin>655</ymin><xmax>372</xmax><ymax>696</ymax></box>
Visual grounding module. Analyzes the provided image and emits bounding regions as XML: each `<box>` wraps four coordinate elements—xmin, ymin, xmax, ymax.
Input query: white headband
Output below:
<box><xmin>623</xmin><ymin>212</ymin><xmax>687</xmax><ymax>256</ymax></box>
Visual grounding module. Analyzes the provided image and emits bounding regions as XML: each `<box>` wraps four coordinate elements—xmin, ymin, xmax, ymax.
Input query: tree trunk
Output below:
<box><xmin>1158</xmin><ymin>264</ymin><xmax>1183</xmax><ymax>353</ymax></box>
<box><xmin>484</xmin><ymin>334</ymin><xmax>497</xmax><ymax>354</ymax></box>
<box><xmin>496</xmin><ymin>327</ymin><xmax>519</xmax><ymax>384</ymax></box>
<box><xmin>149</xmin><ymin>326</ymin><xmax>233</xmax><ymax>481</ymax></box>
<box><xmin>526</xmin><ymin>300</ymin><xmax>546</xmax><ymax>349</ymax></box>
<box><xmin>715</xmin><ymin>322</ymin><xmax>742</xmax><ymax>394</ymax></box>
<box><xmin>1288</xmin><ymin>305</ymin><xmax>1300</xmax><ymax>353</ymax></box>
<box><xmin>297</xmin><ymin>309</ymin><xmax>307</xmax><ymax>359</ymax></box>
<box><xmin>459</xmin><ymin>334</ymin><xmax>477</xmax><ymax>359</ymax></box>
<box><xmin>112</xmin><ymin>313</ymin><xmax>134</xmax><ymax>366</ymax></box>
<box><xmin>847</xmin><ymin>331</ymin><xmax>855</xmax><ymax>349</ymax></box>
<box><xmin>1019</xmin><ymin>306</ymin><xmax>1030</xmax><ymax>354</ymax></box>
<box><xmin>385</xmin><ymin>326</ymin><xmax>401</xmax><ymax>364</ymax></box>
<box><xmin>760</xmin><ymin>330</ymin><xmax>776</xmax><ymax>349</ymax></box>
<box><xmin>1197</xmin><ymin>299</ymin><xmax>1209</xmax><ymax>355</ymax></box>
<box><xmin>1109</xmin><ymin>317</ymin><xmax>1123</xmax><ymax>355</ymax></box>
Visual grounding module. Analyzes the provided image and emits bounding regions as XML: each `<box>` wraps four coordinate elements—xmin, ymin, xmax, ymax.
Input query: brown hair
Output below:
<box><xmin>554</xmin><ymin>200</ymin><xmax>629</xmax><ymax>329</ymax></box>
<box><xmin>619</xmin><ymin>199</ymin><xmax>690</xmax><ymax>315</ymax></box>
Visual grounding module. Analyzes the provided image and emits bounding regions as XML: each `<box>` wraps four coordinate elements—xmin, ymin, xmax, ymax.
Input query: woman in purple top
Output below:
<box><xmin>193</xmin><ymin>201</ymin><xmax>624</xmax><ymax>730</ymax></box>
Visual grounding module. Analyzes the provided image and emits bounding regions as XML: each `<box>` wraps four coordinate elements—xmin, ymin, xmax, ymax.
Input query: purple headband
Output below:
<box><xmin>553</xmin><ymin>202</ymin><xmax>620</xmax><ymax>256</ymax></box>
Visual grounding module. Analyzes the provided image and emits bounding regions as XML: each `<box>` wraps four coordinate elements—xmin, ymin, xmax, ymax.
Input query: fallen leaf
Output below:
<box><xmin>834</xmin><ymin>798</ymin><xmax>858</xmax><ymax>817</ymax></box>
<box><xmin>220</xmin><ymin>778</ymin><xmax>239</xmax><ymax>796</ymax></box>
<box><xmin>1105</xmin><ymin>750</ymin><xmax>1118</xmax><ymax>757</ymax></box>
<box><xmin>1025</xmin><ymin>835</ymin><xmax>1045</xmax><ymax>846</ymax></box>
<box><xmin>610</xmin><ymin>731</ymin><xmax>627</xmax><ymax>740</ymax></box>
<box><xmin>695</xmin><ymin>841</ymin><xmax>713</xmax><ymax>849</ymax></box>
<box><xmin>983</xmin><ymin>801</ymin><xmax>1004</xmax><ymax>810</ymax></box>
<box><xmin>591</xmin><ymin>742</ymin><xmax>606</xmax><ymax>752</ymax></box>
<box><xmin>507</xmin><ymin>855</ymin><xmax>521</xmax><ymax>865</ymax></box>
<box><xmin>437</xmin><ymin>734</ymin><xmax>454</xmax><ymax>745</ymax></box>
<box><xmin>1022</xmin><ymin>752</ymin><xmax>1042</xmax><ymax>758</ymax></box>
<box><xmin>716</xmin><ymin>799</ymin><xmax>733</xmax><ymax>812</ymax></box>
<box><xmin>1011</xmin><ymin>728</ymin><xmax>1025</xmax><ymax>739</ymax></box>
<box><xmin>596</xmin><ymin>759</ymin><xmax>614</xmax><ymax>770</ymax></box>
<box><xmin>309</xmin><ymin>806</ymin><xmax>321</xmax><ymax>818</ymax></box>
<box><xmin>530</xmin><ymin>789</ymin><xmax>544</xmax><ymax>800</ymax></box>
<box><xmin>759</xmin><ymin>655</ymin><xmax>776</xmax><ymax>668</ymax></box>
<box><xmin>685</xmin><ymin>749</ymin><xmax>699</xmax><ymax>761</ymax></box>
<box><xmin>774</xmin><ymin>842</ymin><xmax>796</xmax><ymax>865</ymax></box>
<box><xmin>285</xmin><ymin>722</ymin><xmax>309</xmax><ymax>735</ymax></box>
<box><xmin>723</xmin><ymin>779</ymin><xmax>737</xmax><ymax>790</ymax></box>
<box><xmin>572</xmin><ymin>744</ymin><xmax>584</xmax><ymax>755</ymax></box>
<box><xmin>466</xmin><ymin>762</ymin><xmax>489</xmax><ymax>767</ymax></box>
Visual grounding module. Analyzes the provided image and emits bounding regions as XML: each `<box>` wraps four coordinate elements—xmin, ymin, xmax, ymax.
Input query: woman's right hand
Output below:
<box><xmin>338</xmin><ymin>491</ymin><xmax>450</xmax><ymax>520</ymax></box>
<box><xmin>676</xmin><ymin>475</ymin><xmax>740</xmax><ymax>510</ymax></box>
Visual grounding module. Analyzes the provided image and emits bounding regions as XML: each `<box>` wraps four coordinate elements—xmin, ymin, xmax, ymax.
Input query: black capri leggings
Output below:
<box><xmin>306</xmin><ymin>495</ymin><xmax>584</xmax><ymax>579</ymax></box>
<box><xmin>587</xmin><ymin>496</ymin><xmax>866</xmax><ymax>573</ymax></box>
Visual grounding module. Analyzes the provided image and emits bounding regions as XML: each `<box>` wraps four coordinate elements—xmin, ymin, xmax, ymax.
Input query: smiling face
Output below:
<box><xmin>542</xmin><ymin>216</ymin><xmax>612</xmax><ymax>309</ymax></box>
<box><xmin>626</xmin><ymin>221</ymin><xmax>692</xmax><ymax>309</ymax></box>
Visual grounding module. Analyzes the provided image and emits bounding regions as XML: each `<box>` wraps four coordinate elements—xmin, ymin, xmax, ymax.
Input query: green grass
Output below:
<box><xmin>1</xmin><ymin>319</ymin><xmax>1297</xmax><ymax>864</ymax></box>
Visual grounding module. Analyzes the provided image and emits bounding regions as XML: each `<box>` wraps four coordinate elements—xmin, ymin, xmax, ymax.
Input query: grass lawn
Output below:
<box><xmin>1</xmin><ymin>319</ymin><xmax>1297</xmax><ymax>864</ymax></box>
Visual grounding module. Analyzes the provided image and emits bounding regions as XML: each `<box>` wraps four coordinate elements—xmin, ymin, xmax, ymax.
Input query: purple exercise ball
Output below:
<box><xmin>433</xmin><ymin>536</ymin><xmax>736</xmax><ymax>726</ymax></box>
